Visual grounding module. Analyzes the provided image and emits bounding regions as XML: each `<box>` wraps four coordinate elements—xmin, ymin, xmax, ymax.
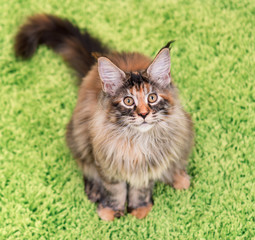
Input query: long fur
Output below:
<box><xmin>15</xmin><ymin>14</ymin><xmax>194</xmax><ymax>220</ymax></box>
<box><xmin>14</xmin><ymin>14</ymin><xmax>109</xmax><ymax>80</ymax></box>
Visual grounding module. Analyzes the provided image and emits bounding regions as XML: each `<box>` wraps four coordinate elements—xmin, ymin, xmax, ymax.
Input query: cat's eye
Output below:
<box><xmin>148</xmin><ymin>93</ymin><xmax>158</xmax><ymax>103</ymax></box>
<box><xmin>123</xmin><ymin>97</ymin><xmax>134</xmax><ymax>106</ymax></box>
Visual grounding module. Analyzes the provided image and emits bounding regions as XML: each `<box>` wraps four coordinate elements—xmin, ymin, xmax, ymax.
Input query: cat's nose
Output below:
<box><xmin>138</xmin><ymin>112</ymin><xmax>149</xmax><ymax>119</ymax></box>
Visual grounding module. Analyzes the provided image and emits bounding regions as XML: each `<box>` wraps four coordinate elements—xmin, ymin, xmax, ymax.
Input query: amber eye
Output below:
<box><xmin>148</xmin><ymin>93</ymin><xmax>158</xmax><ymax>103</ymax></box>
<box><xmin>123</xmin><ymin>97</ymin><xmax>134</xmax><ymax>106</ymax></box>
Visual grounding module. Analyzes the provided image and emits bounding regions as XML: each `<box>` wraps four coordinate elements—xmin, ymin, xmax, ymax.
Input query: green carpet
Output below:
<box><xmin>1</xmin><ymin>0</ymin><xmax>254</xmax><ymax>239</ymax></box>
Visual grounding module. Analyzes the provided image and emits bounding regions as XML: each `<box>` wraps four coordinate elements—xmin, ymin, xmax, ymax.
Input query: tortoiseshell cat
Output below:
<box><xmin>15</xmin><ymin>14</ymin><xmax>194</xmax><ymax>221</ymax></box>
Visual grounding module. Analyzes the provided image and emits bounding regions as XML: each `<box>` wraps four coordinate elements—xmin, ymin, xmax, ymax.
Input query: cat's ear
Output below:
<box><xmin>147</xmin><ymin>48</ymin><xmax>171</xmax><ymax>87</ymax></box>
<box><xmin>98</xmin><ymin>57</ymin><xmax>126</xmax><ymax>95</ymax></box>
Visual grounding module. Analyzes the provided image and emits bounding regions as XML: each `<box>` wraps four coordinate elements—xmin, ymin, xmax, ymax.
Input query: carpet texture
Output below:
<box><xmin>0</xmin><ymin>0</ymin><xmax>254</xmax><ymax>239</ymax></box>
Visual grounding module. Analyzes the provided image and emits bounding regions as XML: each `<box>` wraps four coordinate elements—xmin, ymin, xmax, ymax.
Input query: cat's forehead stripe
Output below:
<box><xmin>144</xmin><ymin>83</ymin><xmax>150</xmax><ymax>95</ymax></box>
<box><xmin>129</xmin><ymin>83</ymin><xmax>150</xmax><ymax>95</ymax></box>
<box><xmin>129</xmin><ymin>86</ymin><xmax>136</xmax><ymax>95</ymax></box>
<box><xmin>129</xmin><ymin>85</ymin><xmax>145</xmax><ymax>97</ymax></box>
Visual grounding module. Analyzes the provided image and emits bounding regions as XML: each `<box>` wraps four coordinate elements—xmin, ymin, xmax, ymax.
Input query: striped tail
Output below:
<box><xmin>14</xmin><ymin>14</ymin><xmax>109</xmax><ymax>80</ymax></box>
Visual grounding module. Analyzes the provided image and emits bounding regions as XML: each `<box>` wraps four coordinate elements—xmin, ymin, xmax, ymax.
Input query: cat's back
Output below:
<box><xmin>107</xmin><ymin>52</ymin><xmax>152</xmax><ymax>72</ymax></box>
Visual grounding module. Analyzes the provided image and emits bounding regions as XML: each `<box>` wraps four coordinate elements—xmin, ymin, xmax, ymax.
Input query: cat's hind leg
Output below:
<box><xmin>161</xmin><ymin>168</ymin><xmax>190</xmax><ymax>190</ymax></box>
<box><xmin>83</xmin><ymin>176</ymin><xmax>103</xmax><ymax>203</ymax></box>
<box><xmin>172</xmin><ymin>170</ymin><xmax>190</xmax><ymax>190</ymax></box>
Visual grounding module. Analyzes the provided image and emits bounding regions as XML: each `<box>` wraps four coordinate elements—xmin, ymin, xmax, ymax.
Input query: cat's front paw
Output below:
<box><xmin>97</xmin><ymin>204</ymin><xmax>124</xmax><ymax>221</ymax></box>
<box><xmin>173</xmin><ymin>171</ymin><xmax>190</xmax><ymax>190</ymax></box>
<box><xmin>129</xmin><ymin>203</ymin><xmax>153</xmax><ymax>219</ymax></box>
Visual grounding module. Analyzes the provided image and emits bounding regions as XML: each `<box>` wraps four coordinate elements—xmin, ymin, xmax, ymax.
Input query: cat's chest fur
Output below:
<box><xmin>90</xmin><ymin>111</ymin><xmax>180</xmax><ymax>187</ymax></box>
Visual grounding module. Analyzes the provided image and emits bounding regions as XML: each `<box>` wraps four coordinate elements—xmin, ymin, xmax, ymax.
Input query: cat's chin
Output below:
<box><xmin>134</xmin><ymin>123</ymin><xmax>154</xmax><ymax>133</ymax></box>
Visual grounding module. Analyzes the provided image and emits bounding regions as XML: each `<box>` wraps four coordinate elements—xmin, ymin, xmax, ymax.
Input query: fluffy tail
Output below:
<box><xmin>14</xmin><ymin>14</ymin><xmax>109</xmax><ymax>79</ymax></box>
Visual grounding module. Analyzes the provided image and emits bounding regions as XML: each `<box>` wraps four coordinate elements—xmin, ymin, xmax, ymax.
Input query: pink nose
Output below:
<box><xmin>138</xmin><ymin>112</ymin><xmax>149</xmax><ymax>119</ymax></box>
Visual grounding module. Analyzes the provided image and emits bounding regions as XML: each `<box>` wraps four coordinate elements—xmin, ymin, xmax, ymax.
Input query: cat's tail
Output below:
<box><xmin>14</xmin><ymin>14</ymin><xmax>109</xmax><ymax>80</ymax></box>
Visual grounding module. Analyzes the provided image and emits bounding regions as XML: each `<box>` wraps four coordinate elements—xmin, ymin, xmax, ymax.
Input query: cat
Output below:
<box><xmin>14</xmin><ymin>14</ymin><xmax>194</xmax><ymax>221</ymax></box>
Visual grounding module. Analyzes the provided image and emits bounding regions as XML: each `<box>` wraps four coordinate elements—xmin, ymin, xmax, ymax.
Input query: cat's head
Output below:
<box><xmin>98</xmin><ymin>43</ymin><xmax>175</xmax><ymax>133</ymax></box>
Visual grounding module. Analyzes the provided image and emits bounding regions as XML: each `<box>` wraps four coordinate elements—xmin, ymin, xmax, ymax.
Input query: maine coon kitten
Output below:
<box><xmin>15</xmin><ymin>14</ymin><xmax>194</xmax><ymax>221</ymax></box>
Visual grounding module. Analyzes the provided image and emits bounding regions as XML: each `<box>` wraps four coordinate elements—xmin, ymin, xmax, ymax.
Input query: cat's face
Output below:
<box><xmin>98</xmin><ymin>47</ymin><xmax>173</xmax><ymax>132</ymax></box>
<box><xmin>110</xmin><ymin>73</ymin><xmax>173</xmax><ymax>132</ymax></box>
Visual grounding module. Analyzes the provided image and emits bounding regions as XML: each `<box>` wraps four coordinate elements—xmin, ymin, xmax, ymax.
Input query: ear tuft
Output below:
<box><xmin>98</xmin><ymin>57</ymin><xmax>126</xmax><ymax>95</ymax></box>
<box><xmin>162</xmin><ymin>40</ymin><xmax>175</xmax><ymax>50</ymax></box>
<box><xmin>147</xmin><ymin>48</ymin><xmax>171</xmax><ymax>87</ymax></box>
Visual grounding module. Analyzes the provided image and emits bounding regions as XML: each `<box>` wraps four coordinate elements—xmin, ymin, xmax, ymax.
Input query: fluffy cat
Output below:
<box><xmin>15</xmin><ymin>14</ymin><xmax>194</xmax><ymax>221</ymax></box>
